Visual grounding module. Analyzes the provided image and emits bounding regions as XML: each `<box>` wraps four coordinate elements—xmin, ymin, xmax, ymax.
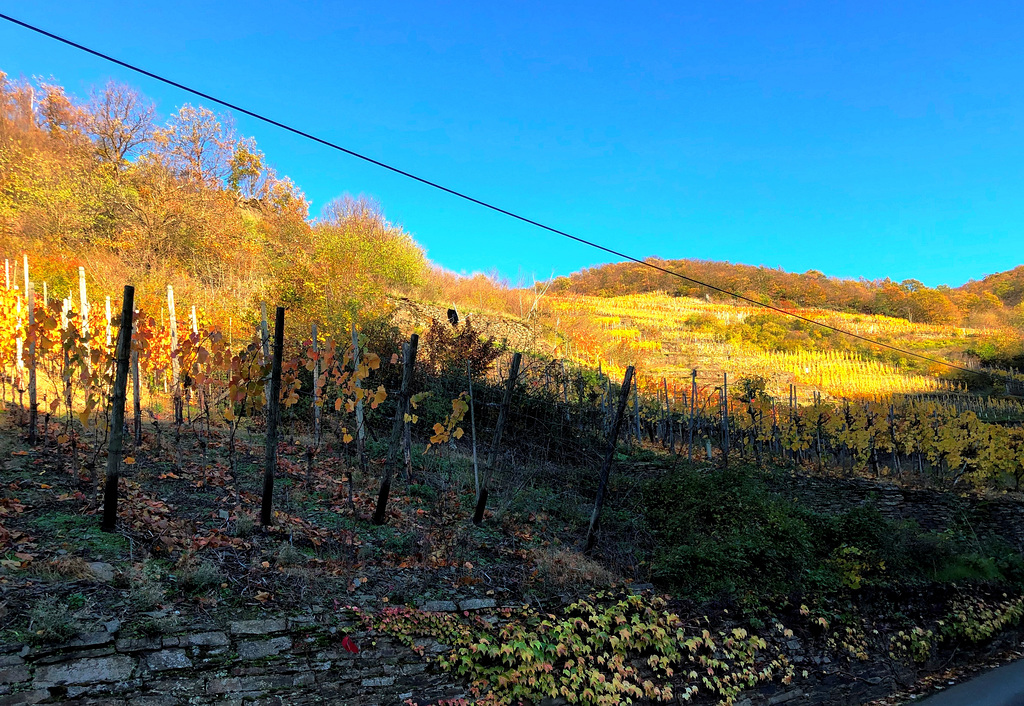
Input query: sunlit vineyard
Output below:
<box><xmin>546</xmin><ymin>292</ymin><xmax>1002</xmax><ymax>402</ymax></box>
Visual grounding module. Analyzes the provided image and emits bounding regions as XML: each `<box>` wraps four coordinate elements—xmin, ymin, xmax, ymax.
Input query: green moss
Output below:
<box><xmin>28</xmin><ymin>512</ymin><xmax>127</xmax><ymax>559</ymax></box>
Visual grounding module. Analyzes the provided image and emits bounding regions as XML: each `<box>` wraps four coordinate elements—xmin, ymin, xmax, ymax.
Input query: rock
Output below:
<box><xmin>35</xmin><ymin>647</ymin><xmax>115</xmax><ymax>665</ymax></box>
<box><xmin>33</xmin><ymin>654</ymin><xmax>135</xmax><ymax>686</ymax></box>
<box><xmin>87</xmin><ymin>562</ymin><xmax>116</xmax><ymax>583</ymax></box>
<box><xmin>145</xmin><ymin>649</ymin><xmax>193</xmax><ymax>672</ymax></box>
<box><xmin>458</xmin><ymin>598</ymin><xmax>496</xmax><ymax>611</ymax></box>
<box><xmin>768</xmin><ymin>690</ymin><xmax>803</xmax><ymax>705</ymax></box>
<box><xmin>187</xmin><ymin>631</ymin><xmax>229</xmax><ymax>647</ymax></box>
<box><xmin>238</xmin><ymin>637</ymin><xmax>292</xmax><ymax>660</ymax></box>
<box><xmin>0</xmin><ymin>688</ymin><xmax>49</xmax><ymax>705</ymax></box>
<box><xmin>0</xmin><ymin>665</ymin><xmax>29</xmax><ymax>684</ymax></box>
<box><xmin>230</xmin><ymin>619</ymin><xmax>288</xmax><ymax>635</ymax></box>
<box><xmin>103</xmin><ymin>619</ymin><xmax>121</xmax><ymax>634</ymax></box>
<box><xmin>206</xmin><ymin>675</ymin><xmax>293</xmax><ymax>695</ymax></box>
<box><xmin>360</xmin><ymin>676</ymin><xmax>395</xmax><ymax>687</ymax></box>
<box><xmin>420</xmin><ymin>601</ymin><xmax>457</xmax><ymax>612</ymax></box>
<box><xmin>116</xmin><ymin>637</ymin><xmax>162</xmax><ymax>653</ymax></box>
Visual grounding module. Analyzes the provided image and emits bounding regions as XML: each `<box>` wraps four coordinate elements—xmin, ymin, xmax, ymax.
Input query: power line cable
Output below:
<box><xmin>0</xmin><ymin>12</ymin><xmax>1006</xmax><ymax>382</ymax></box>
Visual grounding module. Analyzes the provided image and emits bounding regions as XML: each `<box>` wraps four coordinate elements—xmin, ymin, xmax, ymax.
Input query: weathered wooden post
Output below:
<box><xmin>663</xmin><ymin>377</ymin><xmax>674</xmax><ymax>452</ymax></box>
<box><xmin>131</xmin><ymin>313</ymin><xmax>142</xmax><ymax>447</ymax></box>
<box><xmin>105</xmin><ymin>296</ymin><xmax>112</xmax><ymax>347</ymax></box>
<box><xmin>79</xmin><ymin>267</ymin><xmax>90</xmax><ymax>374</ymax></box>
<box><xmin>474</xmin><ymin>351</ymin><xmax>521</xmax><ymax>525</ymax></box>
<box><xmin>373</xmin><ymin>333</ymin><xmax>418</xmax><ymax>525</ymax></box>
<box><xmin>260</xmin><ymin>302</ymin><xmax>270</xmax><ymax>419</ymax></box>
<box><xmin>467</xmin><ymin>360</ymin><xmax>480</xmax><ymax>499</ymax></box>
<box><xmin>584</xmin><ymin>365</ymin><xmax>635</xmax><ymax>553</ymax></box>
<box><xmin>351</xmin><ymin>321</ymin><xmax>368</xmax><ymax>479</ymax></box>
<box><xmin>722</xmin><ymin>372</ymin><xmax>730</xmax><ymax>467</ymax></box>
<box><xmin>633</xmin><ymin>374</ymin><xmax>641</xmax><ymax>441</ymax></box>
<box><xmin>61</xmin><ymin>298</ymin><xmax>72</xmax><ymax>413</ymax></box>
<box><xmin>167</xmin><ymin>285</ymin><xmax>181</xmax><ymax>424</ymax></box>
<box><xmin>27</xmin><ymin>283</ymin><xmax>37</xmax><ymax>445</ymax></box>
<box><xmin>260</xmin><ymin>306</ymin><xmax>285</xmax><ymax>526</ymax></box>
<box><xmin>688</xmin><ymin>369</ymin><xmax>697</xmax><ymax>462</ymax></box>
<box><xmin>101</xmin><ymin>286</ymin><xmax>135</xmax><ymax>532</ymax></box>
<box><xmin>402</xmin><ymin>340</ymin><xmax>413</xmax><ymax>481</ymax></box>
<box><xmin>311</xmin><ymin>322</ymin><xmax>321</xmax><ymax>448</ymax></box>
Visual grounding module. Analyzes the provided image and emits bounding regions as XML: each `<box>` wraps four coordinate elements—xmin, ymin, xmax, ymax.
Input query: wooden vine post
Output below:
<box><xmin>688</xmin><ymin>369</ymin><xmax>697</xmax><ymax>462</ymax></box>
<box><xmin>260</xmin><ymin>302</ymin><xmax>271</xmax><ymax>418</ymax></box>
<box><xmin>474</xmin><ymin>351</ymin><xmax>521</xmax><ymax>525</ymax></box>
<box><xmin>311</xmin><ymin>322</ymin><xmax>321</xmax><ymax>448</ymax></box>
<box><xmin>131</xmin><ymin>314</ymin><xmax>142</xmax><ymax>447</ymax></box>
<box><xmin>27</xmin><ymin>282</ymin><xmax>37</xmax><ymax>445</ymax></box>
<box><xmin>584</xmin><ymin>365</ymin><xmax>634</xmax><ymax>553</ymax></box>
<box><xmin>663</xmin><ymin>377</ymin><xmax>674</xmax><ymax>452</ymax></box>
<box><xmin>351</xmin><ymin>321</ymin><xmax>368</xmax><ymax>479</ymax></box>
<box><xmin>721</xmin><ymin>371</ymin><xmax>730</xmax><ymax>467</ymax></box>
<box><xmin>633</xmin><ymin>375</ymin><xmax>641</xmax><ymax>441</ymax></box>
<box><xmin>101</xmin><ymin>286</ymin><xmax>135</xmax><ymax>532</ymax></box>
<box><xmin>79</xmin><ymin>267</ymin><xmax>90</xmax><ymax>375</ymax></box>
<box><xmin>373</xmin><ymin>333</ymin><xmax>418</xmax><ymax>526</ymax></box>
<box><xmin>260</xmin><ymin>306</ymin><xmax>285</xmax><ymax>526</ymax></box>
<box><xmin>167</xmin><ymin>285</ymin><xmax>182</xmax><ymax>425</ymax></box>
<box><xmin>467</xmin><ymin>360</ymin><xmax>479</xmax><ymax>500</ymax></box>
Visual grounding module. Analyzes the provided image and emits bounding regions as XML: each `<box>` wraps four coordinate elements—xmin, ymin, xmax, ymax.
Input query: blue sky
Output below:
<box><xmin>1</xmin><ymin>1</ymin><xmax>1022</xmax><ymax>287</ymax></box>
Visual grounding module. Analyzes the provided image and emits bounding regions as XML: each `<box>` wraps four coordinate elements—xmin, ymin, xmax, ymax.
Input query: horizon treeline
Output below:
<box><xmin>553</xmin><ymin>258</ymin><xmax>1024</xmax><ymax>328</ymax></box>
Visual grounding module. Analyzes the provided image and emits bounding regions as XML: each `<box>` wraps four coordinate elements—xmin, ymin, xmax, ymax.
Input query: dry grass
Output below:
<box><xmin>27</xmin><ymin>555</ymin><xmax>93</xmax><ymax>581</ymax></box>
<box><xmin>531</xmin><ymin>546</ymin><xmax>617</xmax><ymax>590</ymax></box>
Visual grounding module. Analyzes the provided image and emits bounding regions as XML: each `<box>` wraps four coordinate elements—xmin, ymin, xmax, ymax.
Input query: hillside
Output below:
<box><xmin>543</xmin><ymin>261</ymin><xmax>1024</xmax><ymax>397</ymax></box>
<box><xmin>551</xmin><ymin>258</ymin><xmax>1024</xmax><ymax>329</ymax></box>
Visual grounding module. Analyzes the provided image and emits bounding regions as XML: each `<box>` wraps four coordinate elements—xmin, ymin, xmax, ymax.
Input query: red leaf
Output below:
<box><xmin>341</xmin><ymin>636</ymin><xmax>360</xmax><ymax>654</ymax></box>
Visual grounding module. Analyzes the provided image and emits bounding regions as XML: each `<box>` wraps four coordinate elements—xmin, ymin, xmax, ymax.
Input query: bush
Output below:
<box><xmin>642</xmin><ymin>465</ymin><xmax>1024</xmax><ymax>602</ymax></box>
<box><xmin>178</xmin><ymin>558</ymin><xmax>224</xmax><ymax>592</ymax></box>
<box><xmin>29</xmin><ymin>595</ymin><xmax>95</xmax><ymax>643</ymax></box>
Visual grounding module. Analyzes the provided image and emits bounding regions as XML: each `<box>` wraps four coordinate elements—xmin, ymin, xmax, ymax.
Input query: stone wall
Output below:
<box><xmin>1</xmin><ymin>598</ymin><xmax>1022</xmax><ymax>706</ymax></box>
<box><xmin>0</xmin><ymin>610</ymin><xmax>468</xmax><ymax>706</ymax></box>
<box><xmin>777</xmin><ymin>475</ymin><xmax>1024</xmax><ymax>550</ymax></box>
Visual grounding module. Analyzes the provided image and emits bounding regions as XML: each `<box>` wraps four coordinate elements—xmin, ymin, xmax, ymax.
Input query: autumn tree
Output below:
<box><xmin>88</xmin><ymin>81</ymin><xmax>155</xmax><ymax>172</ymax></box>
<box><xmin>158</xmin><ymin>104</ymin><xmax>234</xmax><ymax>186</ymax></box>
<box><xmin>299</xmin><ymin>196</ymin><xmax>426</xmax><ymax>330</ymax></box>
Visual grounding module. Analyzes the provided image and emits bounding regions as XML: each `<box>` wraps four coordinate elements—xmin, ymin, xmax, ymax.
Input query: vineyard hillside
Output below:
<box><xmin>540</xmin><ymin>291</ymin><xmax>1024</xmax><ymax>402</ymax></box>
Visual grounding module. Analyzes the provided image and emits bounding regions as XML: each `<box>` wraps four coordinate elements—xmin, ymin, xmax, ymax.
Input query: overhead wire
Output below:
<box><xmin>0</xmin><ymin>12</ymin><xmax>1008</xmax><ymax>383</ymax></box>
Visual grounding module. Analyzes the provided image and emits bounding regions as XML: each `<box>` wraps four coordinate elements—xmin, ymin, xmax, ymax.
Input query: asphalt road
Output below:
<box><xmin>917</xmin><ymin>658</ymin><xmax>1024</xmax><ymax>706</ymax></box>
